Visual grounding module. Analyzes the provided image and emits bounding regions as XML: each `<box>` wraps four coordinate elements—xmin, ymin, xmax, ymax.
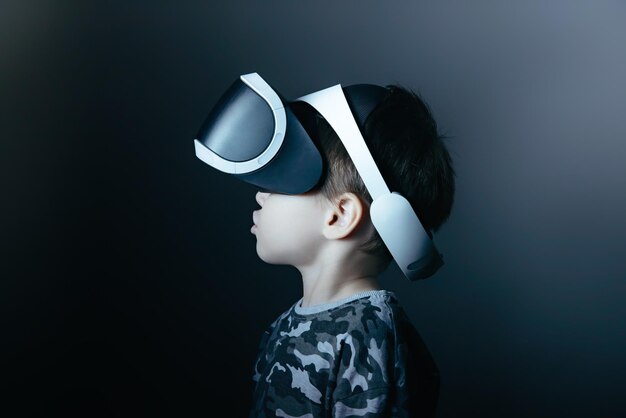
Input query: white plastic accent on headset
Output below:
<box><xmin>296</xmin><ymin>85</ymin><xmax>390</xmax><ymax>200</ymax></box>
<box><xmin>193</xmin><ymin>73</ymin><xmax>286</xmax><ymax>174</ymax></box>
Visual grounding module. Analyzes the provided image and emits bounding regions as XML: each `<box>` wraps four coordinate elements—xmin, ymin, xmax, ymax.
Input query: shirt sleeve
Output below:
<box><xmin>329</xmin><ymin>321</ymin><xmax>395</xmax><ymax>417</ymax></box>
<box><xmin>332</xmin><ymin>386</ymin><xmax>391</xmax><ymax>417</ymax></box>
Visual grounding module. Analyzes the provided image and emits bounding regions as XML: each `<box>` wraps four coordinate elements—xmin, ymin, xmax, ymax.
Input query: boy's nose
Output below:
<box><xmin>256</xmin><ymin>191</ymin><xmax>269</xmax><ymax>207</ymax></box>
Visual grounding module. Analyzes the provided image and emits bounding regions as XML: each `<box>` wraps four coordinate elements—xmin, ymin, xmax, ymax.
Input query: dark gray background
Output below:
<box><xmin>2</xmin><ymin>1</ymin><xmax>625</xmax><ymax>417</ymax></box>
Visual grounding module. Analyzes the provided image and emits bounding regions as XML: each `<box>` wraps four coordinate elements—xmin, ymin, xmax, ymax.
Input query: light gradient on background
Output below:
<box><xmin>2</xmin><ymin>1</ymin><xmax>625</xmax><ymax>417</ymax></box>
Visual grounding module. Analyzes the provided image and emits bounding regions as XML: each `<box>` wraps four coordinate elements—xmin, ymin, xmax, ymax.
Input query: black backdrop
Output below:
<box><xmin>2</xmin><ymin>1</ymin><xmax>626</xmax><ymax>417</ymax></box>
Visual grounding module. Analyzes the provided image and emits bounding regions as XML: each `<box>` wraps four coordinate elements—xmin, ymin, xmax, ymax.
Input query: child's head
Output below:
<box><xmin>310</xmin><ymin>85</ymin><xmax>455</xmax><ymax>272</ymax></box>
<box><xmin>252</xmin><ymin>85</ymin><xmax>455</xmax><ymax>279</ymax></box>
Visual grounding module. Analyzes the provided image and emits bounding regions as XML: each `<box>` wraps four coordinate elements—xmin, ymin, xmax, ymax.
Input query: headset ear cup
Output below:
<box><xmin>370</xmin><ymin>192</ymin><xmax>443</xmax><ymax>280</ymax></box>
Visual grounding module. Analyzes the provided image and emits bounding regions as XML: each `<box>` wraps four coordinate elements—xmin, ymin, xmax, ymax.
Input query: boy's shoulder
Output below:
<box><xmin>322</xmin><ymin>289</ymin><xmax>400</xmax><ymax>330</ymax></box>
<box><xmin>272</xmin><ymin>290</ymin><xmax>407</xmax><ymax>339</ymax></box>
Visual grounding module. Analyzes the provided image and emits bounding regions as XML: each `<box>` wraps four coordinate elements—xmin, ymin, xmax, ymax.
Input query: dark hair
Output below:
<box><xmin>310</xmin><ymin>85</ymin><xmax>456</xmax><ymax>269</ymax></box>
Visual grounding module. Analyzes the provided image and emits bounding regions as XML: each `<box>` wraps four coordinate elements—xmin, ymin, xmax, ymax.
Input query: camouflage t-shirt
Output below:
<box><xmin>250</xmin><ymin>290</ymin><xmax>439</xmax><ymax>417</ymax></box>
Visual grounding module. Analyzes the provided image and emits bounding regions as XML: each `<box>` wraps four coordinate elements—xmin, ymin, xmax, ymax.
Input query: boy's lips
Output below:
<box><xmin>251</xmin><ymin>210</ymin><xmax>260</xmax><ymax>234</ymax></box>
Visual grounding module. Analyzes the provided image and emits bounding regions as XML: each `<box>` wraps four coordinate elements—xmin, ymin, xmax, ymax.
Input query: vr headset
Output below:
<box><xmin>193</xmin><ymin>72</ymin><xmax>444</xmax><ymax>281</ymax></box>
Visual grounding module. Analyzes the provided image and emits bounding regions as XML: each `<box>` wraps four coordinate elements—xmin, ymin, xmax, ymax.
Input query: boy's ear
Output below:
<box><xmin>322</xmin><ymin>192</ymin><xmax>366</xmax><ymax>240</ymax></box>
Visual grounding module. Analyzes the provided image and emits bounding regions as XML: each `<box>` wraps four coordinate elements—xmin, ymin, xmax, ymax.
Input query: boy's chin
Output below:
<box><xmin>255</xmin><ymin>245</ymin><xmax>290</xmax><ymax>266</ymax></box>
<box><xmin>255</xmin><ymin>245</ymin><xmax>276</xmax><ymax>264</ymax></box>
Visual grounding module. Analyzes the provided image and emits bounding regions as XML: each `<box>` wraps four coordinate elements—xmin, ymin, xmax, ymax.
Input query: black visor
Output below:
<box><xmin>194</xmin><ymin>73</ymin><xmax>324</xmax><ymax>194</ymax></box>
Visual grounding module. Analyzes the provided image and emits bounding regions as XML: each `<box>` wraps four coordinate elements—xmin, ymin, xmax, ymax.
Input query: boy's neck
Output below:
<box><xmin>298</xmin><ymin>264</ymin><xmax>381</xmax><ymax>308</ymax></box>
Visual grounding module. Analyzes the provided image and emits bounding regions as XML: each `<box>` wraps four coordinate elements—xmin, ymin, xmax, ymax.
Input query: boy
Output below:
<box><xmin>248</xmin><ymin>85</ymin><xmax>456</xmax><ymax>417</ymax></box>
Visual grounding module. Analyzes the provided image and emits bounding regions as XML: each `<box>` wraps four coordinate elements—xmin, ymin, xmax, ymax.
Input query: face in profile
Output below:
<box><xmin>251</xmin><ymin>190</ymin><xmax>328</xmax><ymax>267</ymax></box>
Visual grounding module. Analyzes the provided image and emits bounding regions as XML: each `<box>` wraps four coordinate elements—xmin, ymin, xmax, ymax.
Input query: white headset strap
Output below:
<box><xmin>296</xmin><ymin>85</ymin><xmax>390</xmax><ymax>201</ymax></box>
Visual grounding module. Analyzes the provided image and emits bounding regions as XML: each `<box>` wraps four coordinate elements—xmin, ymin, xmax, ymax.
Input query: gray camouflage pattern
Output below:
<box><xmin>249</xmin><ymin>291</ymin><xmax>439</xmax><ymax>417</ymax></box>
